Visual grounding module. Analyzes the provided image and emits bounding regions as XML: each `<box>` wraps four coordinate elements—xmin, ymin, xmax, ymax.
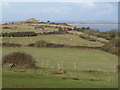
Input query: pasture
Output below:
<box><xmin>68</xmin><ymin>31</ymin><xmax>108</xmax><ymax>43</ymax></box>
<box><xmin>2</xmin><ymin>26</ymin><xmax>58</xmax><ymax>33</ymax></box>
<box><xmin>2</xmin><ymin>47</ymin><xmax>118</xmax><ymax>88</ymax></box>
<box><xmin>2</xmin><ymin>34</ymin><xmax>103</xmax><ymax>47</ymax></box>
<box><xmin>1</xmin><ymin>20</ymin><xmax>118</xmax><ymax>88</ymax></box>
<box><xmin>2</xmin><ymin>23</ymin><xmax>73</xmax><ymax>33</ymax></box>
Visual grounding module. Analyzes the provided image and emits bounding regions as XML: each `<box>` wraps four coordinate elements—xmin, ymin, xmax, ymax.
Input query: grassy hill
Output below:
<box><xmin>1</xmin><ymin>18</ymin><xmax>118</xmax><ymax>88</ymax></box>
<box><xmin>2</xmin><ymin>34</ymin><xmax>103</xmax><ymax>47</ymax></box>
<box><xmin>1</xmin><ymin>19</ymin><xmax>108</xmax><ymax>47</ymax></box>
<box><xmin>3</xmin><ymin>47</ymin><xmax>118</xmax><ymax>88</ymax></box>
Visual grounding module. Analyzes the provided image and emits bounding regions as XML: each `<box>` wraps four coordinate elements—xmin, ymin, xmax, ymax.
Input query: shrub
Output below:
<box><xmin>27</xmin><ymin>43</ymin><xmax>35</xmax><ymax>47</ymax></box>
<box><xmin>1</xmin><ymin>43</ymin><xmax>22</xmax><ymax>47</ymax></box>
<box><xmin>28</xmin><ymin>40</ymin><xmax>65</xmax><ymax>48</ymax></box>
<box><xmin>35</xmin><ymin>40</ymin><xmax>47</xmax><ymax>47</ymax></box>
<box><xmin>79</xmin><ymin>34</ymin><xmax>90</xmax><ymax>39</ymax></box>
<box><xmin>3</xmin><ymin>52</ymin><xmax>37</xmax><ymax>68</ymax></box>
<box><xmin>101</xmin><ymin>38</ymin><xmax>120</xmax><ymax>55</ymax></box>
<box><xmin>2</xmin><ymin>32</ymin><xmax>37</xmax><ymax>37</ymax></box>
<box><xmin>58</xmin><ymin>27</ymin><xmax>64</xmax><ymax>32</ymax></box>
<box><xmin>67</xmin><ymin>28</ymin><xmax>72</xmax><ymax>31</ymax></box>
<box><xmin>3</xmin><ymin>23</ymin><xmax>8</xmax><ymax>25</ymax></box>
<box><xmin>80</xmin><ymin>29</ymin><xmax>118</xmax><ymax>40</ymax></box>
<box><xmin>86</xmin><ymin>27</ymin><xmax>90</xmax><ymax>29</ymax></box>
<box><xmin>74</xmin><ymin>27</ymin><xmax>81</xmax><ymax>31</ymax></box>
<box><xmin>79</xmin><ymin>34</ymin><xmax>97</xmax><ymax>42</ymax></box>
<box><xmin>42</xmin><ymin>31</ymin><xmax>63</xmax><ymax>35</ymax></box>
<box><xmin>89</xmin><ymin>36</ymin><xmax>97</xmax><ymax>42</ymax></box>
<box><xmin>118</xmin><ymin>64</ymin><xmax>120</xmax><ymax>73</ymax></box>
<box><xmin>81</xmin><ymin>27</ymin><xmax>86</xmax><ymax>30</ymax></box>
<box><xmin>46</xmin><ymin>43</ymin><xmax>64</xmax><ymax>48</ymax></box>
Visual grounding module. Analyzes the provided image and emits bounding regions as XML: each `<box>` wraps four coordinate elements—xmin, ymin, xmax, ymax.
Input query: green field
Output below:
<box><xmin>2</xmin><ymin>19</ymin><xmax>118</xmax><ymax>88</ymax></box>
<box><xmin>2</xmin><ymin>47</ymin><xmax>118</xmax><ymax>88</ymax></box>
<box><xmin>2</xmin><ymin>27</ymin><xmax>58</xmax><ymax>33</ymax></box>
<box><xmin>2</xmin><ymin>34</ymin><xmax>103</xmax><ymax>47</ymax></box>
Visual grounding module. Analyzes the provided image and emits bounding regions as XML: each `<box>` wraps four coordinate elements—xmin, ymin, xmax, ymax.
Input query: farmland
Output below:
<box><xmin>2</xmin><ymin>47</ymin><xmax>118</xmax><ymax>88</ymax></box>
<box><xmin>2</xmin><ymin>34</ymin><xmax>103</xmax><ymax>47</ymax></box>
<box><xmin>1</xmin><ymin>18</ymin><xmax>118</xmax><ymax>88</ymax></box>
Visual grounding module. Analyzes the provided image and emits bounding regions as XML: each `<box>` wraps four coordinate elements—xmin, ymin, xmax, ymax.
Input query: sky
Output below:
<box><xmin>2</xmin><ymin>2</ymin><xmax>118</xmax><ymax>23</ymax></box>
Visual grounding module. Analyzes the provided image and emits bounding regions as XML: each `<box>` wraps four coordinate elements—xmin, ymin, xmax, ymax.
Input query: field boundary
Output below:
<box><xmin>0</xmin><ymin>42</ymin><xmax>101</xmax><ymax>50</ymax></box>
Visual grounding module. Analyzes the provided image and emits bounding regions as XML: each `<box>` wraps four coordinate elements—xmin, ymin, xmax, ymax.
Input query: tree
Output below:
<box><xmin>81</xmin><ymin>27</ymin><xmax>86</xmax><ymax>30</ymax></box>
<box><xmin>47</xmin><ymin>20</ymin><xmax>50</xmax><ymax>23</ymax></box>
<box><xmin>86</xmin><ymin>27</ymin><xmax>90</xmax><ymax>29</ymax></box>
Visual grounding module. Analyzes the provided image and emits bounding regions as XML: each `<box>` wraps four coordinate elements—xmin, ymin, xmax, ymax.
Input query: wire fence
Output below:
<box><xmin>35</xmin><ymin>60</ymin><xmax>117</xmax><ymax>72</ymax></box>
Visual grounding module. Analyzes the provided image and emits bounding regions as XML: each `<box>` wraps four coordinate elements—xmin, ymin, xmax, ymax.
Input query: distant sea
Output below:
<box><xmin>69</xmin><ymin>24</ymin><xmax>118</xmax><ymax>32</ymax></box>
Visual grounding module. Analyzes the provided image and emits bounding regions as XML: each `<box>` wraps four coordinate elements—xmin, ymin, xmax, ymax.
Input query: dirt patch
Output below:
<box><xmin>62</xmin><ymin>77</ymin><xmax>67</xmax><ymax>80</ymax></box>
<box><xmin>72</xmin><ymin>77</ymin><xmax>79</xmax><ymax>80</ymax></box>
<box><xmin>52</xmin><ymin>70</ymin><xmax>67</xmax><ymax>75</ymax></box>
<box><xmin>52</xmin><ymin>72</ymin><xmax>63</xmax><ymax>75</ymax></box>
<box><xmin>89</xmin><ymin>78</ymin><xmax>99</xmax><ymax>81</ymax></box>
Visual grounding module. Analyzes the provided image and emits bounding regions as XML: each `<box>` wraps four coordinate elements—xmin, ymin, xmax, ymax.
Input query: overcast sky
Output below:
<box><xmin>2</xmin><ymin>2</ymin><xmax>118</xmax><ymax>23</ymax></box>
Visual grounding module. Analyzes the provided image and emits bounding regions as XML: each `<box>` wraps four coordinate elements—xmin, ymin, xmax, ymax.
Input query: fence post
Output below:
<box><xmin>42</xmin><ymin>60</ymin><xmax>44</xmax><ymax>68</ymax></box>
<box><xmin>57</xmin><ymin>63</ymin><xmax>61</xmax><ymax>70</ymax></box>
<box><xmin>74</xmin><ymin>63</ymin><xmax>77</xmax><ymax>70</ymax></box>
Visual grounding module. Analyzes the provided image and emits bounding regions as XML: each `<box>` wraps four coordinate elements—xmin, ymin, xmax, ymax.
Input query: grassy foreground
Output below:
<box><xmin>2</xmin><ymin>47</ymin><xmax>118</xmax><ymax>88</ymax></box>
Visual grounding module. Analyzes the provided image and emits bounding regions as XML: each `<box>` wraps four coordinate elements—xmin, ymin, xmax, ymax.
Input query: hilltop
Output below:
<box><xmin>16</xmin><ymin>18</ymin><xmax>39</xmax><ymax>23</ymax></box>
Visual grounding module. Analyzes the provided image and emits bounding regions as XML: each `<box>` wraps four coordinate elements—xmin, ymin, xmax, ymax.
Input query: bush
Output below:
<box><xmin>79</xmin><ymin>34</ymin><xmax>90</xmax><ymax>39</ymax></box>
<box><xmin>46</xmin><ymin>43</ymin><xmax>64</xmax><ymax>48</ymax></box>
<box><xmin>28</xmin><ymin>40</ymin><xmax>65</xmax><ymax>48</ymax></box>
<box><xmin>89</xmin><ymin>36</ymin><xmax>97</xmax><ymax>42</ymax></box>
<box><xmin>3</xmin><ymin>52</ymin><xmax>37</xmax><ymax>68</ymax></box>
<box><xmin>101</xmin><ymin>38</ymin><xmax>120</xmax><ymax>55</ymax></box>
<box><xmin>79</xmin><ymin>34</ymin><xmax>97</xmax><ymax>42</ymax></box>
<box><xmin>1</xmin><ymin>32</ymin><xmax>37</xmax><ymax>37</ymax></box>
<box><xmin>35</xmin><ymin>40</ymin><xmax>47</xmax><ymax>47</ymax></box>
<box><xmin>74</xmin><ymin>27</ymin><xmax>81</xmax><ymax>31</ymax></box>
<box><xmin>67</xmin><ymin>28</ymin><xmax>72</xmax><ymax>31</ymax></box>
<box><xmin>118</xmin><ymin>64</ymin><xmax>120</xmax><ymax>73</ymax></box>
<box><xmin>86</xmin><ymin>27</ymin><xmax>90</xmax><ymax>29</ymax></box>
<box><xmin>1</xmin><ymin>43</ymin><xmax>22</xmax><ymax>47</ymax></box>
<box><xmin>81</xmin><ymin>27</ymin><xmax>86</xmax><ymax>30</ymax></box>
<box><xmin>80</xmin><ymin>29</ymin><xmax>118</xmax><ymax>40</ymax></box>
<box><xmin>42</xmin><ymin>31</ymin><xmax>64</xmax><ymax>35</ymax></box>
<box><xmin>58</xmin><ymin>27</ymin><xmax>65</xmax><ymax>32</ymax></box>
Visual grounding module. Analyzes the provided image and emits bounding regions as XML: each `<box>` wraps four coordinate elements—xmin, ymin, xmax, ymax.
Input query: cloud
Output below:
<box><xmin>1</xmin><ymin>2</ymin><xmax>10</xmax><ymax>6</ymax></box>
<box><xmin>1</xmin><ymin>0</ymin><xmax>119</xmax><ymax>2</ymax></box>
<box><xmin>3</xmin><ymin>2</ymin><xmax>10</xmax><ymax>6</ymax></box>
<box><xmin>2</xmin><ymin>2</ymin><xmax>118</xmax><ymax>22</ymax></box>
<box><xmin>2</xmin><ymin>2</ymin><xmax>12</xmax><ymax>9</ymax></box>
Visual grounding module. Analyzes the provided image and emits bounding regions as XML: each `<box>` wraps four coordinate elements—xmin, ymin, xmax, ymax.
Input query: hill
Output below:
<box><xmin>16</xmin><ymin>18</ymin><xmax>39</xmax><ymax>23</ymax></box>
<box><xmin>1</xmin><ymin>18</ymin><xmax>108</xmax><ymax>47</ymax></box>
<box><xmin>1</xmin><ymin>18</ymin><xmax>118</xmax><ymax>88</ymax></box>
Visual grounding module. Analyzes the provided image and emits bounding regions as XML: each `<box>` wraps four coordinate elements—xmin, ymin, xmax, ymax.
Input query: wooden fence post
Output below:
<box><xmin>74</xmin><ymin>63</ymin><xmax>77</xmax><ymax>70</ymax></box>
